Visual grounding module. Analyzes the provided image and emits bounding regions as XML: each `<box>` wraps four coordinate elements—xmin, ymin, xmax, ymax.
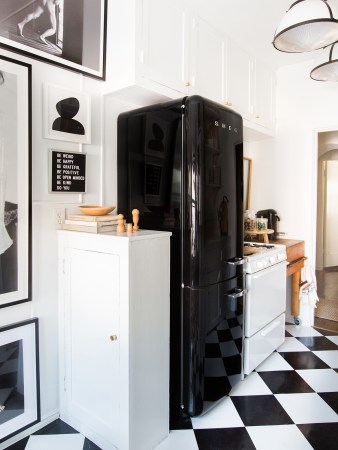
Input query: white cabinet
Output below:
<box><xmin>110</xmin><ymin>0</ymin><xmax>276</xmax><ymax>138</ymax></box>
<box><xmin>140</xmin><ymin>0</ymin><xmax>190</xmax><ymax>94</ymax></box>
<box><xmin>58</xmin><ymin>230</ymin><xmax>171</xmax><ymax>450</ymax></box>
<box><xmin>253</xmin><ymin>60</ymin><xmax>276</xmax><ymax>131</ymax></box>
<box><xmin>189</xmin><ymin>16</ymin><xmax>225</xmax><ymax>103</ymax></box>
<box><xmin>224</xmin><ymin>38</ymin><xmax>253</xmax><ymax>122</ymax></box>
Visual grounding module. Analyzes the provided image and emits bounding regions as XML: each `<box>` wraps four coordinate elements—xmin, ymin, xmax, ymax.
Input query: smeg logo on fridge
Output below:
<box><xmin>214</xmin><ymin>121</ymin><xmax>238</xmax><ymax>133</ymax></box>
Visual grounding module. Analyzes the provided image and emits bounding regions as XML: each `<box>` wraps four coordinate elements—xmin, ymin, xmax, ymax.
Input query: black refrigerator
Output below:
<box><xmin>118</xmin><ymin>95</ymin><xmax>245</xmax><ymax>426</ymax></box>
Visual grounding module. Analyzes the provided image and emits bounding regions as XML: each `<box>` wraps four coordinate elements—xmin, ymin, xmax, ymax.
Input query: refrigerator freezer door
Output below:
<box><xmin>182</xmin><ymin>276</ymin><xmax>244</xmax><ymax>417</ymax></box>
<box><xmin>182</xmin><ymin>96</ymin><xmax>244</xmax><ymax>288</ymax></box>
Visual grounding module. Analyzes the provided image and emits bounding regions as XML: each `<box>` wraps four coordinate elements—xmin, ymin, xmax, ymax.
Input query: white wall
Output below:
<box><xmin>275</xmin><ymin>59</ymin><xmax>338</xmax><ymax>265</ymax></box>
<box><xmin>270</xmin><ymin>59</ymin><xmax>338</xmax><ymax>325</ymax></box>
<box><xmin>0</xmin><ymin>2</ymin><xmax>133</xmax><ymax>446</ymax></box>
<box><xmin>243</xmin><ymin>138</ymin><xmax>278</xmax><ymax>215</ymax></box>
<box><xmin>0</xmin><ymin>48</ymin><xmax>105</xmax><ymax>448</ymax></box>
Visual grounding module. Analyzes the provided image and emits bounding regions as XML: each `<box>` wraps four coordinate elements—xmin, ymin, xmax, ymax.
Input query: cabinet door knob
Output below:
<box><xmin>110</xmin><ymin>335</ymin><xmax>118</xmax><ymax>341</ymax></box>
<box><xmin>256</xmin><ymin>114</ymin><xmax>260</xmax><ymax>119</ymax></box>
<box><xmin>228</xmin><ymin>101</ymin><xmax>233</xmax><ymax>107</ymax></box>
<box><xmin>184</xmin><ymin>81</ymin><xmax>191</xmax><ymax>87</ymax></box>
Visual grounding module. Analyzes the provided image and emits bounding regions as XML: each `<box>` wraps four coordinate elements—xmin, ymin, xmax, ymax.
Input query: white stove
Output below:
<box><xmin>243</xmin><ymin>241</ymin><xmax>287</xmax><ymax>375</ymax></box>
<box><xmin>244</xmin><ymin>242</ymin><xmax>287</xmax><ymax>274</ymax></box>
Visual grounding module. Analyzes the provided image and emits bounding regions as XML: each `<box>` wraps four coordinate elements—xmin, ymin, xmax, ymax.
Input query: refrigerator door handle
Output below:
<box><xmin>226</xmin><ymin>288</ymin><xmax>247</xmax><ymax>298</ymax></box>
<box><xmin>226</xmin><ymin>257</ymin><xmax>245</xmax><ymax>266</ymax></box>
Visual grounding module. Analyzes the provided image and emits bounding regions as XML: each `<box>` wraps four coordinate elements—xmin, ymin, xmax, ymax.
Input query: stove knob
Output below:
<box><xmin>278</xmin><ymin>252</ymin><xmax>285</xmax><ymax>260</ymax></box>
<box><xmin>263</xmin><ymin>260</ymin><xmax>267</xmax><ymax>267</ymax></box>
<box><xmin>269</xmin><ymin>256</ymin><xmax>276</xmax><ymax>263</ymax></box>
<box><xmin>257</xmin><ymin>261</ymin><xmax>263</xmax><ymax>269</ymax></box>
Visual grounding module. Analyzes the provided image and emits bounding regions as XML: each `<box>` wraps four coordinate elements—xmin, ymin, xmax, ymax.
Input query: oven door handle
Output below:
<box><xmin>226</xmin><ymin>257</ymin><xmax>245</xmax><ymax>266</ymax></box>
<box><xmin>226</xmin><ymin>288</ymin><xmax>247</xmax><ymax>298</ymax></box>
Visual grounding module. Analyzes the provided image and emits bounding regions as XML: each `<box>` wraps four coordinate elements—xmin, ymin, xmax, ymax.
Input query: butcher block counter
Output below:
<box><xmin>272</xmin><ymin>239</ymin><xmax>306</xmax><ymax>319</ymax></box>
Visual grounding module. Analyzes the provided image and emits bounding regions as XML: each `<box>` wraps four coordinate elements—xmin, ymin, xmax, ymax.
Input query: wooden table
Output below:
<box><xmin>271</xmin><ymin>239</ymin><xmax>306</xmax><ymax>319</ymax></box>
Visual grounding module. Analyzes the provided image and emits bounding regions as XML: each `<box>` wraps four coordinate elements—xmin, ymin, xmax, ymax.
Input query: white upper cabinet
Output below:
<box><xmin>125</xmin><ymin>0</ymin><xmax>276</xmax><ymax>137</ymax></box>
<box><xmin>189</xmin><ymin>16</ymin><xmax>225</xmax><ymax>103</ymax></box>
<box><xmin>140</xmin><ymin>0</ymin><xmax>189</xmax><ymax>94</ymax></box>
<box><xmin>224</xmin><ymin>38</ymin><xmax>253</xmax><ymax>122</ymax></box>
<box><xmin>253</xmin><ymin>60</ymin><xmax>276</xmax><ymax>130</ymax></box>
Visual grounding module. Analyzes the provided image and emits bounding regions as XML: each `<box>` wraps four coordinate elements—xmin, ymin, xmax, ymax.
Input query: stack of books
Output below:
<box><xmin>62</xmin><ymin>213</ymin><xmax>121</xmax><ymax>233</ymax></box>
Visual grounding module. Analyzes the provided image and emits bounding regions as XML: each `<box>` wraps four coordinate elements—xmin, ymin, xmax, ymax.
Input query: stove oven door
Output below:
<box><xmin>243</xmin><ymin>261</ymin><xmax>287</xmax><ymax>374</ymax></box>
<box><xmin>244</xmin><ymin>261</ymin><xmax>287</xmax><ymax>338</ymax></box>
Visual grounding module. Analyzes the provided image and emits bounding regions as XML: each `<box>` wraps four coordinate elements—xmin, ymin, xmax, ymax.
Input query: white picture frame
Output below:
<box><xmin>44</xmin><ymin>83</ymin><xmax>91</xmax><ymax>144</ymax></box>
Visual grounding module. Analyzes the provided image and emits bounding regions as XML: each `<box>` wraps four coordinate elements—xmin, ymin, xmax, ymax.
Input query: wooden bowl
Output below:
<box><xmin>78</xmin><ymin>205</ymin><xmax>116</xmax><ymax>216</ymax></box>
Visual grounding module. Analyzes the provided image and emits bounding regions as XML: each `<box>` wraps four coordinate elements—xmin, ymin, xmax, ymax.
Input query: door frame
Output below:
<box><xmin>311</xmin><ymin>125</ymin><xmax>338</xmax><ymax>269</ymax></box>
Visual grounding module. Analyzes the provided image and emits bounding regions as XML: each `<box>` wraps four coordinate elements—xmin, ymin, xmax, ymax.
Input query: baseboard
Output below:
<box><xmin>0</xmin><ymin>410</ymin><xmax>59</xmax><ymax>450</ymax></box>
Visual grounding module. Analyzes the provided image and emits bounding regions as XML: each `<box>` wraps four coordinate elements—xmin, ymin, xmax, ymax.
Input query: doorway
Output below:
<box><xmin>315</xmin><ymin>131</ymin><xmax>338</xmax><ymax>327</ymax></box>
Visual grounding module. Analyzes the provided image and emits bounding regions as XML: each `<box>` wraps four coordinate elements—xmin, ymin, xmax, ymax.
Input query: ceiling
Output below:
<box><xmin>185</xmin><ymin>0</ymin><xmax>338</xmax><ymax>69</ymax></box>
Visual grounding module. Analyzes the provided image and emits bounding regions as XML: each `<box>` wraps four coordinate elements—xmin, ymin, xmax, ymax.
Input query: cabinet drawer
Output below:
<box><xmin>243</xmin><ymin>313</ymin><xmax>285</xmax><ymax>375</ymax></box>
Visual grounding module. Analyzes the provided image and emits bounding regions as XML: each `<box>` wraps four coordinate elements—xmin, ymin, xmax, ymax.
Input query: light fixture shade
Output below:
<box><xmin>273</xmin><ymin>0</ymin><xmax>338</xmax><ymax>53</ymax></box>
<box><xmin>310</xmin><ymin>43</ymin><xmax>338</xmax><ymax>80</ymax></box>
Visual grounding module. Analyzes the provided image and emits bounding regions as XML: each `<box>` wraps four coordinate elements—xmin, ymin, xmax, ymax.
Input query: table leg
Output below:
<box><xmin>291</xmin><ymin>269</ymin><xmax>301</xmax><ymax>317</ymax></box>
<box><xmin>263</xmin><ymin>233</ymin><xmax>269</xmax><ymax>244</ymax></box>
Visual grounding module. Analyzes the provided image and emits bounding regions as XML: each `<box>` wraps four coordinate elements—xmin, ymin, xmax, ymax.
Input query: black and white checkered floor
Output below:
<box><xmin>6</xmin><ymin>325</ymin><xmax>338</xmax><ymax>450</ymax></box>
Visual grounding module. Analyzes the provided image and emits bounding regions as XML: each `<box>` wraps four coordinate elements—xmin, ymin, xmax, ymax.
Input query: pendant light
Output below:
<box><xmin>310</xmin><ymin>43</ymin><xmax>338</xmax><ymax>79</ymax></box>
<box><xmin>273</xmin><ymin>0</ymin><xmax>338</xmax><ymax>53</ymax></box>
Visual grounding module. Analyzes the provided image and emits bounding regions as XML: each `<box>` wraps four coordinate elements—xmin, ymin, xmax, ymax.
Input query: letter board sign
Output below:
<box><xmin>50</xmin><ymin>149</ymin><xmax>86</xmax><ymax>193</ymax></box>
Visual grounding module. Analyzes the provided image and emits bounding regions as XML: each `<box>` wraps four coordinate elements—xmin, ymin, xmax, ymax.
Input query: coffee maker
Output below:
<box><xmin>256</xmin><ymin>209</ymin><xmax>280</xmax><ymax>240</ymax></box>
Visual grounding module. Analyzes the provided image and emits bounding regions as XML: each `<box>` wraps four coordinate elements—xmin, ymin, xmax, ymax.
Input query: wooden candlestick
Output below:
<box><xmin>132</xmin><ymin>209</ymin><xmax>139</xmax><ymax>231</ymax></box>
<box><xmin>126</xmin><ymin>223</ymin><xmax>133</xmax><ymax>233</ymax></box>
<box><xmin>117</xmin><ymin>214</ymin><xmax>126</xmax><ymax>233</ymax></box>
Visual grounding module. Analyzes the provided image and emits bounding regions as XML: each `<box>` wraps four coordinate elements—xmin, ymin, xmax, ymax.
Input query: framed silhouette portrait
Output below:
<box><xmin>44</xmin><ymin>84</ymin><xmax>91</xmax><ymax>144</ymax></box>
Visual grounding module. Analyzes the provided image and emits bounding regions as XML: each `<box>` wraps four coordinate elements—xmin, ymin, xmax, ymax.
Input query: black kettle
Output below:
<box><xmin>256</xmin><ymin>209</ymin><xmax>280</xmax><ymax>241</ymax></box>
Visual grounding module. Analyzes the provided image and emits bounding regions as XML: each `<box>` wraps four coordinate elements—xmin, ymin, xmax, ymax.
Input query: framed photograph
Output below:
<box><xmin>44</xmin><ymin>83</ymin><xmax>91</xmax><ymax>144</ymax></box>
<box><xmin>0</xmin><ymin>55</ymin><xmax>31</xmax><ymax>309</ymax></box>
<box><xmin>0</xmin><ymin>0</ymin><xmax>107</xmax><ymax>80</ymax></box>
<box><xmin>0</xmin><ymin>318</ymin><xmax>40</xmax><ymax>443</ymax></box>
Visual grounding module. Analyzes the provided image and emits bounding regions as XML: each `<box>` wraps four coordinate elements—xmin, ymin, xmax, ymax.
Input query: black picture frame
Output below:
<box><xmin>0</xmin><ymin>318</ymin><xmax>40</xmax><ymax>443</ymax></box>
<box><xmin>0</xmin><ymin>0</ymin><xmax>107</xmax><ymax>80</ymax></box>
<box><xmin>0</xmin><ymin>54</ymin><xmax>32</xmax><ymax>309</ymax></box>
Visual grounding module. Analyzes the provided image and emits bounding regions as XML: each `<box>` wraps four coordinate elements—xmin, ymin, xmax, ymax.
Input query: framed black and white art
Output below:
<box><xmin>0</xmin><ymin>318</ymin><xmax>40</xmax><ymax>443</ymax></box>
<box><xmin>0</xmin><ymin>55</ymin><xmax>31</xmax><ymax>309</ymax></box>
<box><xmin>44</xmin><ymin>84</ymin><xmax>91</xmax><ymax>144</ymax></box>
<box><xmin>0</xmin><ymin>0</ymin><xmax>107</xmax><ymax>80</ymax></box>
